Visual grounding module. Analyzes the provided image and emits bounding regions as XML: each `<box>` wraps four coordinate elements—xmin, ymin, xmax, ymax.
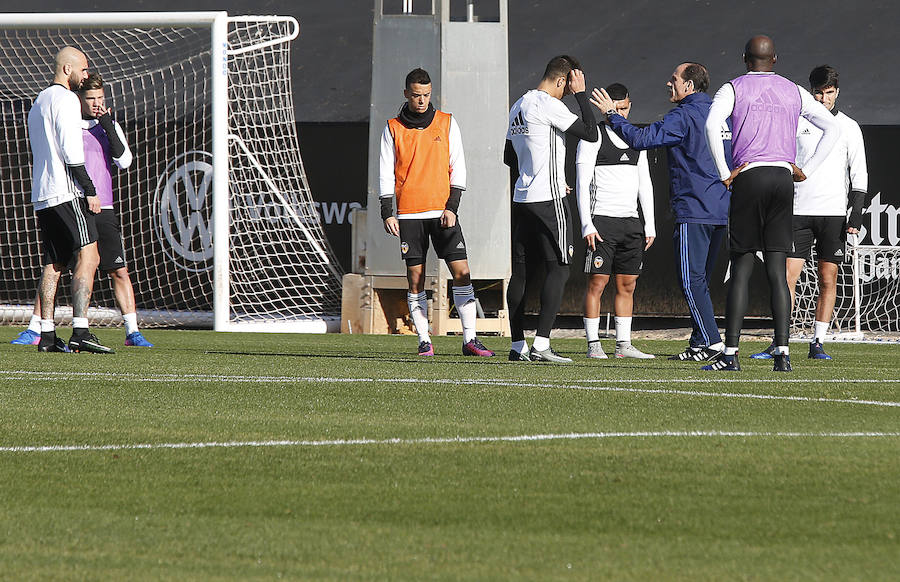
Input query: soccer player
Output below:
<box><xmin>12</xmin><ymin>72</ymin><xmax>152</xmax><ymax>348</ymax></box>
<box><xmin>379</xmin><ymin>68</ymin><xmax>494</xmax><ymax>357</ymax></box>
<box><xmin>591</xmin><ymin>63</ymin><xmax>731</xmax><ymax>362</ymax></box>
<box><xmin>26</xmin><ymin>46</ymin><xmax>113</xmax><ymax>353</ymax></box>
<box><xmin>751</xmin><ymin>65</ymin><xmax>867</xmax><ymax>361</ymax></box>
<box><xmin>575</xmin><ymin>83</ymin><xmax>655</xmax><ymax>359</ymax></box>
<box><xmin>703</xmin><ymin>36</ymin><xmax>839</xmax><ymax>372</ymax></box>
<box><xmin>505</xmin><ymin>56</ymin><xmax>598</xmax><ymax>363</ymax></box>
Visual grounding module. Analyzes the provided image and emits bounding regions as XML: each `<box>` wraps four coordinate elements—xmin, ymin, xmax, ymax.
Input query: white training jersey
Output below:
<box><xmin>575</xmin><ymin>126</ymin><xmax>655</xmax><ymax>238</ymax></box>
<box><xmin>507</xmin><ymin>89</ymin><xmax>578</xmax><ymax>203</ymax></box>
<box><xmin>28</xmin><ymin>84</ymin><xmax>87</xmax><ymax>210</ymax></box>
<box><xmin>793</xmin><ymin>111</ymin><xmax>868</xmax><ymax>216</ymax></box>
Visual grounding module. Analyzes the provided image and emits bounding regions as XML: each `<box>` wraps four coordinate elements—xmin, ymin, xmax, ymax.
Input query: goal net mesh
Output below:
<box><xmin>792</xmin><ymin>243</ymin><xmax>900</xmax><ymax>337</ymax></box>
<box><xmin>0</xmin><ymin>17</ymin><xmax>342</xmax><ymax>328</ymax></box>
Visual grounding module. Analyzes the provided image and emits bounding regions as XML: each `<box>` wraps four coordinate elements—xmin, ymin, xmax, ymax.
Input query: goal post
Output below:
<box><xmin>791</xmin><ymin>238</ymin><xmax>900</xmax><ymax>339</ymax></box>
<box><xmin>0</xmin><ymin>12</ymin><xmax>343</xmax><ymax>333</ymax></box>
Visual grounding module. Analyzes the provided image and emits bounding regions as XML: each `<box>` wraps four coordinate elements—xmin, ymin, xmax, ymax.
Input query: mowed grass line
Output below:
<box><xmin>1</xmin><ymin>329</ymin><xmax>898</xmax><ymax>580</ymax></box>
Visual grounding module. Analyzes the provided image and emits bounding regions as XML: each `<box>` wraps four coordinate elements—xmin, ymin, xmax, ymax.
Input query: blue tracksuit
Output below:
<box><xmin>608</xmin><ymin>92</ymin><xmax>731</xmax><ymax>347</ymax></box>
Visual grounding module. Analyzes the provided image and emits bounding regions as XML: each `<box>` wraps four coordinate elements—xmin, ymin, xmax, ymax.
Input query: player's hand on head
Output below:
<box><xmin>568</xmin><ymin>69</ymin><xmax>586</xmax><ymax>94</ymax></box>
<box><xmin>440</xmin><ymin>210</ymin><xmax>456</xmax><ymax>229</ymax></box>
<box><xmin>383</xmin><ymin>216</ymin><xmax>400</xmax><ymax>236</ymax></box>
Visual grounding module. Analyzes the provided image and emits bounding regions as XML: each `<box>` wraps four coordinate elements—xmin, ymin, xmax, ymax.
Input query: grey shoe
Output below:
<box><xmin>614</xmin><ymin>343</ymin><xmax>655</xmax><ymax>359</ymax></box>
<box><xmin>586</xmin><ymin>340</ymin><xmax>607</xmax><ymax>359</ymax></box>
<box><xmin>529</xmin><ymin>346</ymin><xmax>572</xmax><ymax>363</ymax></box>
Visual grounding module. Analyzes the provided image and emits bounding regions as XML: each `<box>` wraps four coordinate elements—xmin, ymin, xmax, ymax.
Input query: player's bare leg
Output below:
<box><xmin>808</xmin><ymin>260</ymin><xmax>838</xmax><ymax>359</ymax></box>
<box><xmin>405</xmin><ymin>263</ymin><xmax>432</xmax><ymax>355</ymax></box>
<box><xmin>36</xmin><ymin>264</ymin><xmax>66</xmax><ymax>352</ymax></box>
<box><xmin>583</xmin><ymin>273</ymin><xmax>609</xmax><ymax>359</ymax></box>
<box><xmin>613</xmin><ymin>274</ymin><xmax>653</xmax><ymax>359</ymax></box>
<box><xmin>108</xmin><ymin>266</ymin><xmax>153</xmax><ymax>347</ymax></box>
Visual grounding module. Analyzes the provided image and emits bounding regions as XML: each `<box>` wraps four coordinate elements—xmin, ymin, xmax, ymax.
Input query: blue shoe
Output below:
<box><xmin>11</xmin><ymin>329</ymin><xmax>41</xmax><ymax>345</ymax></box>
<box><xmin>750</xmin><ymin>343</ymin><xmax>775</xmax><ymax>360</ymax></box>
<box><xmin>125</xmin><ymin>331</ymin><xmax>154</xmax><ymax>347</ymax></box>
<box><xmin>701</xmin><ymin>353</ymin><xmax>741</xmax><ymax>371</ymax></box>
<box><xmin>808</xmin><ymin>342</ymin><xmax>832</xmax><ymax>360</ymax></box>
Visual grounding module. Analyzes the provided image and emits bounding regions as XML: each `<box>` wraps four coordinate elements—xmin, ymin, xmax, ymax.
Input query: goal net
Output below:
<box><xmin>792</xmin><ymin>240</ymin><xmax>900</xmax><ymax>338</ymax></box>
<box><xmin>0</xmin><ymin>12</ymin><xmax>342</xmax><ymax>332</ymax></box>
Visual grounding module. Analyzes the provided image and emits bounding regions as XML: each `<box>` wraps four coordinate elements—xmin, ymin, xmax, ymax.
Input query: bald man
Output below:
<box><xmin>27</xmin><ymin>46</ymin><xmax>113</xmax><ymax>353</ymax></box>
<box><xmin>703</xmin><ymin>36</ymin><xmax>838</xmax><ymax>372</ymax></box>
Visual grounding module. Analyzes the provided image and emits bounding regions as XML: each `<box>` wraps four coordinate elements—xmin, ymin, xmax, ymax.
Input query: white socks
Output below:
<box><xmin>41</xmin><ymin>319</ymin><xmax>55</xmax><ymax>333</ymax></box>
<box><xmin>123</xmin><ymin>312</ymin><xmax>139</xmax><ymax>335</ymax></box>
<box><xmin>452</xmin><ymin>284</ymin><xmax>477</xmax><ymax>343</ymax></box>
<box><xmin>532</xmin><ymin>335</ymin><xmax>550</xmax><ymax>352</ymax></box>
<box><xmin>511</xmin><ymin>340</ymin><xmax>528</xmax><ymax>354</ymax></box>
<box><xmin>72</xmin><ymin>317</ymin><xmax>89</xmax><ymax>333</ymax></box>
<box><xmin>615</xmin><ymin>316</ymin><xmax>632</xmax><ymax>345</ymax></box>
<box><xmin>814</xmin><ymin>320</ymin><xmax>829</xmax><ymax>344</ymax></box>
<box><xmin>724</xmin><ymin>346</ymin><xmax>738</xmax><ymax>356</ymax></box>
<box><xmin>27</xmin><ymin>314</ymin><xmax>41</xmax><ymax>333</ymax></box>
<box><xmin>407</xmin><ymin>292</ymin><xmax>430</xmax><ymax>343</ymax></box>
<box><xmin>583</xmin><ymin>317</ymin><xmax>600</xmax><ymax>343</ymax></box>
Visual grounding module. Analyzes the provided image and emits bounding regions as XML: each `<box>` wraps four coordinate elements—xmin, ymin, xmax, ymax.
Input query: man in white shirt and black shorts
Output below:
<box><xmin>505</xmin><ymin>55</ymin><xmax>599</xmax><ymax>363</ymax></box>
<box><xmin>752</xmin><ymin>65</ymin><xmax>868</xmax><ymax>361</ymax></box>
<box><xmin>575</xmin><ymin>83</ymin><xmax>656</xmax><ymax>360</ymax></box>
<box><xmin>28</xmin><ymin>46</ymin><xmax>113</xmax><ymax>354</ymax></box>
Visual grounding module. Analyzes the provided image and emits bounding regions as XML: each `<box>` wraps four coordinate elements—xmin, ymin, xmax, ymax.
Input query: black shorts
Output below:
<box><xmin>729</xmin><ymin>166</ymin><xmax>794</xmax><ymax>253</ymax></box>
<box><xmin>512</xmin><ymin>198</ymin><xmax>574</xmax><ymax>265</ymax></box>
<box><xmin>96</xmin><ymin>208</ymin><xmax>128</xmax><ymax>271</ymax></box>
<box><xmin>583</xmin><ymin>216</ymin><xmax>644</xmax><ymax>275</ymax></box>
<box><xmin>398</xmin><ymin>217</ymin><xmax>467</xmax><ymax>266</ymax></box>
<box><xmin>36</xmin><ymin>198</ymin><xmax>98</xmax><ymax>268</ymax></box>
<box><xmin>790</xmin><ymin>215</ymin><xmax>847</xmax><ymax>263</ymax></box>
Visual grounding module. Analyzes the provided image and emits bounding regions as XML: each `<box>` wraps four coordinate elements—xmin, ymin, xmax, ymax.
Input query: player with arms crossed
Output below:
<box><xmin>379</xmin><ymin>68</ymin><xmax>494</xmax><ymax>357</ymax></box>
<box><xmin>13</xmin><ymin>72</ymin><xmax>152</xmax><ymax>348</ymax></box>
<box><xmin>703</xmin><ymin>36</ymin><xmax>838</xmax><ymax>372</ymax></box>
<box><xmin>26</xmin><ymin>47</ymin><xmax>113</xmax><ymax>353</ymax></box>
<box><xmin>575</xmin><ymin>83</ymin><xmax>655</xmax><ymax>359</ymax></box>
<box><xmin>505</xmin><ymin>55</ymin><xmax>598</xmax><ymax>363</ymax></box>
<box><xmin>752</xmin><ymin>65</ymin><xmax>867</xmax><ymax>361</ymax></box>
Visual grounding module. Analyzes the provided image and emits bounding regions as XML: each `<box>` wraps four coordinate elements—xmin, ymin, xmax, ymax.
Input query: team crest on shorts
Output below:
<box><xmin>593</xmin><ymin>256</ymin><xmax>604</xmax><ymax>269</ymax></box>
<box><xmin>568</xmin><ymin>244</ymin><xmax>574</xmax><ymax>257</ymax></box>
<box><xmin>400</xmin><ymin>242</ymin><xmax>409</xmax><ymax>255</ymax></box>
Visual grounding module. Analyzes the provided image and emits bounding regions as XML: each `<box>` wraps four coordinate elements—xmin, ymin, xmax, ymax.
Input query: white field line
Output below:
<box><xmin>2</xmin><ymin>431</ymin><xmax>899</xmax><ymax>454</ymax></box>
<box><xmin>2</xmin><ymin>371</ymin><xmax>899</xmax><ymax>408</ymax></box>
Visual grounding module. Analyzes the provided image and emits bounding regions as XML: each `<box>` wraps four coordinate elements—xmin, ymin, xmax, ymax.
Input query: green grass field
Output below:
<box><xmin>1</xmin><ymin>329</ymin><xmax>898</xmax><ymax>581</ymax></box>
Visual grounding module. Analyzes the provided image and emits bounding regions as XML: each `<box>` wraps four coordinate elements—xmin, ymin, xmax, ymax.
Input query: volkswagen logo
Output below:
<box><xmin>152</xmin><ymin>151</ymin><xmax>215</xmax><ymax>273</ymax></box>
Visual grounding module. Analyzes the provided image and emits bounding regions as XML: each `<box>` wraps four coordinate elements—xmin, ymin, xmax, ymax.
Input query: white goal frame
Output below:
<box><xmin>0</xmin><ymin>12</ymin><xmax>342</xmax><ymax>333</ymax></box>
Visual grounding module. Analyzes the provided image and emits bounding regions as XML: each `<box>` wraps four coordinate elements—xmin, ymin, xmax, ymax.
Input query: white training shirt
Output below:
<box><xmin>704</xmin><ymin>73</ymin><xmax>839</xmax><ymax>181</ymax></box>
<box><xmin>378</xmin><ymin>112</ymin><xmax>466</xmax><ymax>220</ymax></box>
<box><xmin>793</xmin><ymin>111</ymin><xmax>868</xmax><ymax>216</ymax></box>
<box><xmin>575</xmin><ymin>126</ymin><xmax>656</xmax><ymax>238</ymax></box>
<box><xmin>506</xmin><ymin>89</ymin><xmax>578</xmax><ymax>203</ymax></box>
<box><xmin>28</xmin><ymin>84</ymin><xmax>87</xmax><ymax>210</ymax></box>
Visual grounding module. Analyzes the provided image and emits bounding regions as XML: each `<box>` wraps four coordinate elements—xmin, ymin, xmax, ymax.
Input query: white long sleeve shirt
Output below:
<box><xmin>575</xmin><ymin>126</ymin><xmax>655</xmax><ymax>238</ymax></box>
<box><xmin>28</xmin><ymin>84</ymin><xmax>87</xmax><ymax>210</ymax></box>
<box><xmin>793</xmin><ymin>111</ymin><xmax>867</xmax><ymax>216</ymax></box>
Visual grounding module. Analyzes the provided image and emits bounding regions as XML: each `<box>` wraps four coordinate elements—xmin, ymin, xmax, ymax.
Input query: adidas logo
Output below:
<box><xmin>456</xmin><ymin>241</ymin><xmax>465</xmax><ymax>249</ymax></box>
<box><xmin>620</xmin><ymin>153</ymin><xmax>630</xmax><ymax>162</ymax></box>
<box><xmin>834</xmin><ymin>249</ymin><xmax>844</xmax><ymax>257</ymax></box>
<box><xmin>750</xmin><ymin>87</ymin><xmax>787</xmax><ymax>115</ymax></box>
<box><xmin>114</xmin><ymin>256</ymin><xmax>124</xmax><ymax>264</ymax></box>
<box><xmin>433</xmin><ymin>136</ymin><xmax>442</xmax><ymax>142</ymax></box>
<box><xmin>509</xmin><ymin>110</ymin><xmax>528</xmax><ymax>135</ymax></box>
<box><xmin>800</xmin><ymin>128</ymin><xmax>812</xmax><ymax>135</ymax></box>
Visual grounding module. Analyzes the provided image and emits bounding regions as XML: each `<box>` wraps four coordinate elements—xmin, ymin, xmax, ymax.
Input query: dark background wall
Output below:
<box><xmin>5</xmin><ymin>1</ymin><xmax>899</xmax><ymax>317</ymax></box>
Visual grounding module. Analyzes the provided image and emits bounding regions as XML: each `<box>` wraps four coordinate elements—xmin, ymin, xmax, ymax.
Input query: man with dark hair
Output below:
<box><xmin>27</xmin><ymin>46</ymin><xmax>113</xmax><ymax>353</ymax></box>
<box><xmin>751</xmin><ymin>64</ymin><xmax>867</xmax><ymax>361</ymax></box>
<box><xmin>379</xmin><ymin>68</ymin><xmax>494</xmax><ymax>358</ymax></box>
<box><xmin>591</xmin><ymin>62</ymin><xmax>731</xmax><ymax>362</ymax></box>
<box><xmin>504</xmin><ymin>55</ymin><xmax>599</xmax><ymax>363</ymax></box>
<box><xmin>576</xmin><ymin>83</ymin><xmax>655</xmax><ymax>360</ymax></box>
<box><xmin>704</xmin><ymin>35</ymin><xmax>839</xmax><ymax>372</ymax></box>
<box><xmin>13</xmin><ymin>72</ymin><xmax>152</xmax><ymax>348</ymax></box>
